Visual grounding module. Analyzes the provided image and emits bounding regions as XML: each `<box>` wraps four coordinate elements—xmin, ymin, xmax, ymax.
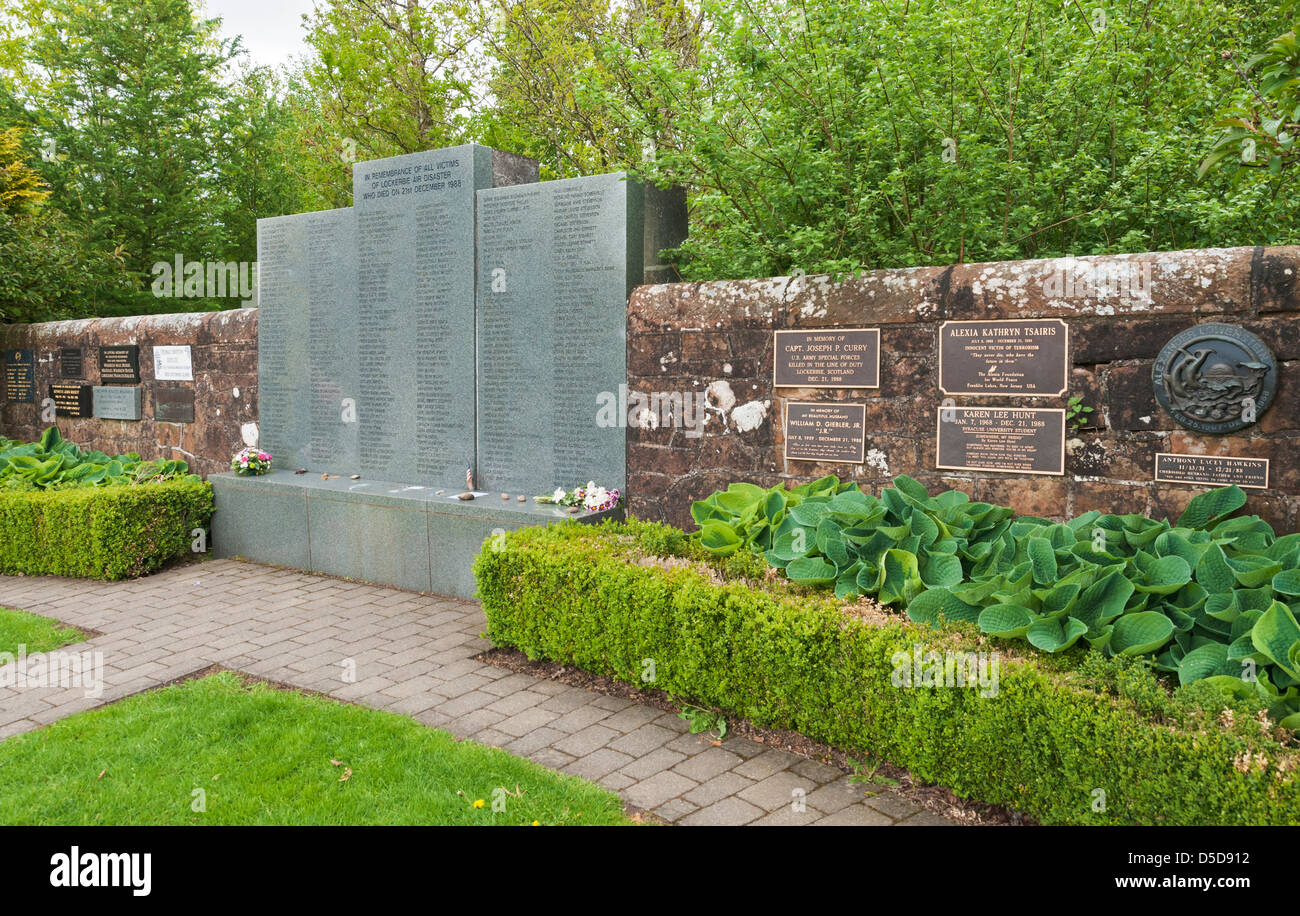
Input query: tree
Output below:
<box><xmin>0</xmin><ymin>126</ymin><xmax>130</xmax><ymax>323</ymax></box>
<box><xmin>16</xmin><ymin>0</ymin><xmax>236</xmax><ymax>309</ymax></box>
<box><xmin>1202</xmin><ymin>25</ymin><xmax>1300</xmax><ymax>179</ymax></box>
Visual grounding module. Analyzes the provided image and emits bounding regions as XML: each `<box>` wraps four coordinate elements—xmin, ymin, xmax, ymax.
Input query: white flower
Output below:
<box><xmin>586</xmin><ymin>480</ymin><xmax>596</xmax><ymax>490</ymax></box>
<box><xmin>583</xmin><ymin>486</ymin><xmax>609</xmax><ymax>510</ymax></box>
<box><xmin>552</xmin><ymin>488</ymin><xmax>566</xmax><ymax>502</ymax></box>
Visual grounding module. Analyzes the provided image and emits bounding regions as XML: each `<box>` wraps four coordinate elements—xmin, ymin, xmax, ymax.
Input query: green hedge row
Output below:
<box><xmin>475</xmin><ymin>520</ymin><xmax>1300</xmax><ymax>825</ymax></box>
<box><xmin>0</xmin><ymin>480</ymin><xmax>213</xmax><ymax>580</ymax></box>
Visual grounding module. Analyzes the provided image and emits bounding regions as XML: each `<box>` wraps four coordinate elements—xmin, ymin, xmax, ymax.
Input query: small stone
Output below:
<box><xmin>517</xmin><ymin>495</ymin><xmax>526</xmax><ymax>502</ymax></box>
<box><xmin>294</xmin><ymin>468</ymin><xmax>307</xmax><ymax>475</ymax></box>
<box><xmin>567</xmin><ymin>506</ymin><xmax>580</xmax><ymax>514</ymax></box>
<box><xmin>350</xmin><ymin>474</ymin><xmax>361</xmax><ymax>480</ymax></box>
<box><xmin>435</xmin><ymin>490</ymin><xmax>445</xmax><ymax>495</ymax></box>
<box><xmin>457</xmin><ymin>492</ymin><xmax>475</xmax><ymax>500</ymax></box>
<box><xmin>501</xmin><ymin>492</ymin><xmax>509</xmax><ymax>500</ymax></box>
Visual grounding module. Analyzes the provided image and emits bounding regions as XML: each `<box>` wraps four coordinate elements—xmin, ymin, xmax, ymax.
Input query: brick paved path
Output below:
<box><xmin>0</xmin><ymin>560</ymin><xmax>953</xmax><ymax>825</ymax></box>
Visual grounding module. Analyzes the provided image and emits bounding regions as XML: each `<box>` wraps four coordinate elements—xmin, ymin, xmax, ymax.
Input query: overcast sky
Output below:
<box><xmin>203</xmin><ymin>0</ymin><xmax>317</xmax><ymax>68</ymax></box>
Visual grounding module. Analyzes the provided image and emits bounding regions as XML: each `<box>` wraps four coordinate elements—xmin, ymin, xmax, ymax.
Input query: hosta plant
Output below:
<box><xmin>692</xmin><ymin>475</ymin><xmax>1300</xmax><ymax>725</ymax></box>
<box><xmin>0</xmin><ymin>427</ymin><xmax>198</xmax><ymax>490</ymax></box>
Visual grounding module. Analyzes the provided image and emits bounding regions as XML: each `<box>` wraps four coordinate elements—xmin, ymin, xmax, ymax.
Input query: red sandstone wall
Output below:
<box><xmin>626</xmin><ymin>246</ymin><xmax>1300</xmax><ymax>531</ymax></box>
<box><xmin>0</xmin><ymin>309</ymin><xmax>258</xmax><ymax>478</ymax></box>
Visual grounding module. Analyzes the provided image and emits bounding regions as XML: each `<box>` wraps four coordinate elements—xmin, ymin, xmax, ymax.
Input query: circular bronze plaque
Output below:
<box><xmin>1152</xmin><ymin>323</ymin><xmax>1276</xmax><ymax>434</ymax></box>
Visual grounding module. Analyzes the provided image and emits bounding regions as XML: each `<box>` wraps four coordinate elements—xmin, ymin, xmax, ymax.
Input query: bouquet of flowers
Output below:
<box><xmin>535</xmin><ymin>480</ymin><xmax>621</xmax><ymax>512</ymax></box>
<box><xmin>231</xmin><ymin>446</ymin><xmax>272</xmax><ymax>476</ymax></box>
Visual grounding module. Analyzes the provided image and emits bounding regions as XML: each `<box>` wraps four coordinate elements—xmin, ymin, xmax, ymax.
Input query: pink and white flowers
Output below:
<box><xmin>536</xmin><ymin>480</ymin><xmax>621</xmax><ymax>512</ymax></box>
<box><xmin>231</xmin><ymin>447</ymin><xmax>272</xmax><ymax>476</ymax></box>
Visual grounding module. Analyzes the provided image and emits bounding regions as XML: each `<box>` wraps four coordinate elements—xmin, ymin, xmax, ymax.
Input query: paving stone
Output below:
<box><xmin>790</xmin><ymin>758</ymin><xmax>845</xmax><ymax>785</ymax></box>
<box><xmin>606</xmin><ymin>723</ymin><xmax>676</xmax><ymax>757</ymax></box>
<box><xmin>683</xmin><ymin>772</ymin><xmax>755</xmax><ymax>807</ymax></box>
<box><xmin>564</xmin><ymin>748</ymin><xmax>635</xmax><ymax>781</ymax></box>
<box><xmin>503</xmin><ymin>727</ymin><xmax>567</xmax><ymax>757</ymax></box>
<box><xmin>619</xmin><ymin>746</ymin><xmax>687</xmax><ymax>780</ymax></box>
<box><xmin>805</xmin><ymin>777</ymin><xmax>870</xmax><ymax>815</ymax></box>
<box><xmin>495</xmin><ymin>706</ymin><xmax>560</xmax><ymax>738</ymax></box>
<box><xmin>812</xmin><ymin>804</ymin><xmax>895</xmax><ymax>826</ymax></box>
<box><xmin>598</xmin><ymin>704</ymin><xmax>663</xmax><ymax>732</ymax></box>
<box><xmin>652</xmin><ymin>797</ymin><xmax>699</xmax><ymax>822</ymax></box>
<box><xmin>863</xmin><ymin>792</ymin><xmax>927</xmax><ymax>820</ymax></box>
<box><xmin>552</xmin><ymin>723</ymin><xmax>619</xmax><ymax>757</ymax></box>
<box><xmin>548</xmin><ymin>704</ymin><xmax>612</xmax><ymax>734</ymax></box>
<box><xmin>678</xmin><ymin>796</ymin><xmax>764</xmax><ymax>826</ymax></box>
<box><xmin>737</xmin><ymin>770</ymin><xmax>816</xmax><ymax>811</ymax></box>
<box><xmin>750</xmin><ymin>804</ymin><xmax>826</xmax><ymax>826</ymax></box>
<box><xmin>671</xmin><ymin>747</ymin><xmax>744</xmax><ymax>783</ymax></box>
<box><xmin>622</xmin><ymin>770</ymin><xmax>698</xmax><ymax>810</ymax></box>
<box><xmin>734</xmin><ymin>747</ymin><xmax>804</xmax><ymax>781</ymax></box>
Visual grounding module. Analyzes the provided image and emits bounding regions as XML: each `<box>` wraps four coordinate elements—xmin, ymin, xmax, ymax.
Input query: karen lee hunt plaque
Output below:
<box><xmin>1154</xmin><ymin>453</ymin><xmax>1269</xmax><ymax>490</ymax></box>
<box><xmin>939</xmin><ymin>319</ymin><xmax>1069</xmax><ymax>397</ymax></box>
<box><xmin>936</xmin><ymin>406</ymin><xmax>1066</xmax><ymax>475</ymax></box>
<box><xmin>774</xmin><ymin>329</ymin><xmax>880</xmax><ymax>388</ymax></box>
<box><xmin>784</xmin><ymin>402</ymin><xmax>866</xmax><ymax>464</ymax></box>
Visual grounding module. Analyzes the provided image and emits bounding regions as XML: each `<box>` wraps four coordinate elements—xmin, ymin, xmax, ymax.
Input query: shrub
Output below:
<box><xmin>692</xmin><ymin>475</ymin><xmax>1300</xmax><ymax>725</ymax></box>
<box><xmin>0</xmin><ymin>427</ymin><xmax>199</xmax><ymax>490</ymax></box>
<box><xmin>476</xmin><ymin>519</ymin><xmax>1300</xmax><ymax>825</ymax></box>
<box><xmin>0</xmin><ymin>479</ymin><xmax>213</xmax><ymax>580</ymax></box>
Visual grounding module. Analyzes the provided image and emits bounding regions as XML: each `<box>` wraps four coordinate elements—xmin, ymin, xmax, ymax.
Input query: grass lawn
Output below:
<box><xmin>0</xmin><ymin>608</ymin><xmax>85</xmax><ymax>656</ymax></box>
<box><xmin>0</xmin><ymin>672</ymin><xmax>635</xmax><ymax>826</ymax></box>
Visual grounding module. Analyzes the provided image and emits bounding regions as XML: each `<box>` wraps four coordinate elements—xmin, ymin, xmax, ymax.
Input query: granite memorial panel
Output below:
<box><xmin>475</xmin><ymin>172</ymin><xmax>642</xmax><ymax>494</ymax></box>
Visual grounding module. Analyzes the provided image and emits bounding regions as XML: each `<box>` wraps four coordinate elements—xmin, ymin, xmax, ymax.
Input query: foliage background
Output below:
<box><xmin>0</xmin><ymin>0</ymin><xmax>1297</xmax><ymax>322</ymax></box>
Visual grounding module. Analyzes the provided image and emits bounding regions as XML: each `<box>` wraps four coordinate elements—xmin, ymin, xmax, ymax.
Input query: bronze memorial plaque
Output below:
<box><xmin>938</xmin><ymin>319</ymin><xmax>1069</xmax><ymax>397</ymax></box>
<box><xmin>1152</xmin><ymin>323</ymin><xmax>1276</xmax><ymax>435</ymax></box>
<box><xmin>773</xmin><ymin>328</ymin><xmax>880</xmax><ymax>388</ymax></box>
<box><xmin>154</xmin><ymin>387</ymin><xmax>195</xmax><ymax>423</ymax></box>
<box><xmin>1154</xmin><ymin>453</ymin><xmax>1269</xmax><ymax>490</ymax></box>
<box><xmin>784</xmin><ymin>402</ymin><xmax>866</xmax><ymax>464</ymax></box>
<box><xmin>935</xmin><ymin>406</ymin><xmax>1066</xmax><ymax>475</ymax></box>
<box><xmin>49</xmin><ymin>383</ymin><xmax>92</xmax><ymax>418</ymax></box>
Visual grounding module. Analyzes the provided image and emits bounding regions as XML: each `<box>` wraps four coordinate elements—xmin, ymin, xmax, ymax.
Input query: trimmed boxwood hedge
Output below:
<box><xmin>0</xmin><ymin>480</ymin><xmax>213</xmax><ymax>580</ymax></box>
<box><xmin>475</xmin><ymin>519</ymin><xmax>1300</xmax><ymax>825</ymax></box>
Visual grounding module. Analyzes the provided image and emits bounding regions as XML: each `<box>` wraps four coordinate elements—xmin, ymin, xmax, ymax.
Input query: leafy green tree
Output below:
<box><xmin>15</xmin><ymin>0</ymin><xmax>236</xmax><ymax>311</ymax></box>
<box><xmin>1202</xmin><ymin>25</ymin><xmax>1300</xmax><ymax>178</ymax></box>
<box><xmin>0</xmin><ymin>127</ymin><xmax>130</xmax><ymax>323</ymax></box>
<box><xmin>470</xmin><ymin>0</ymin><xmax>701</xmax><ymax>179</ymax></box>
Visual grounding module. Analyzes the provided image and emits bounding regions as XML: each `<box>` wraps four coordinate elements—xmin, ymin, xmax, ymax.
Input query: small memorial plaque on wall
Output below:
<box><xmin>3</xmin><ymin>349</ymin><xmax>35</xmax><ymax>403</ymax></box>
<box><xmin>783</xmin><ymin>402</ymin><xmax>866</xmax><ymax>463</ymax></box>
<box><xmin>938</xmin><ymin>319</ymin><xmax>1069</xmax><ymax>397</ymax></box>
<box><xmin>92</xmin><ymin>385</ymin><xmax>143</xmax><ymax>421</ymax></box>
<box><xmin>49</xmin><ymin>383</ymin><xmax>92</xmax><ymax>418</ymax></box>
<box><xmin>153</xmin><ymin>345</ymin><xmax>193</xmax><ymax>381</ymax></box>
<box><xmin>60</xmin><ymin>347</ymin><xmax>83</xmax><ymax>379</ymax></box>
<box><xmin>1154</xmin><ymin>453</ymin><xmax>1269</xmax><ymax>490</ymax></box>
<box><xmin>98</xmin><ymin>345</ymin><xmax>141</xmax><ymax>384</ymax></box>
<box><xmin>154</xmin><ymin>387</ymin><xmax>195</xmax><ymax>423</ymax></box>
<box><xmin>935</xmin><ymin>406</ymin><xmax>1066</xmax><ymax>475</ymax></box>
<box><xmin>774</xmin><ymin>329</ymin><xmax>881</xmax><ymax>388</ymax></box>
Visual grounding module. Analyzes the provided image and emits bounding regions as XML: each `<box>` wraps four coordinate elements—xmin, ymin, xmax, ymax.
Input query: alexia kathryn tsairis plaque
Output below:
<box><xmin>1154</xmin><ymin>453</ymin><xmax>1269</xmax><ymax>490</ymax></box>
<box><xmin>783</xmin><ymin>401</ymin><xmax>866</xmax><ymax>464</ymax></box>
<box><xmin>773</xmin><ymin>328</ymin><xmax>880</xmax><ymax>388</ymax></box>
<box><xmin>935</xmin><ymin>406</ymin><xmax>1066</xmax><ymax>475</ymax></box>
<box><xmin>1152</xmin><ymin>323</ymin><xmax>1276</xmax><ymax>435</ymax></box>
<box><xmin>938</xmin><ymin>319</ymin><xmax>1069</xmax><ymax>397</ymax></box>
